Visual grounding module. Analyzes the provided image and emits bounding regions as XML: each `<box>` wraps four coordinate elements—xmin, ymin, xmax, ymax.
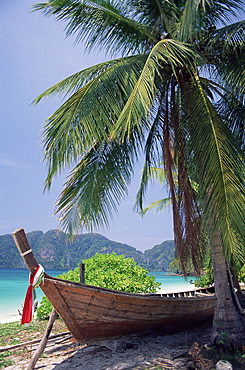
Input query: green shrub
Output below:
<box><xmin>82</xmin><ymin>253</ymin><xmax>160</xmax><ymax>293</ymax></box>
<box><xmin>195</xmin><ymin>252</ymin><xmax>213</xmax><ymax>287</ymax></box>
<box><xmin>194</xmin><ymin>255</ymin><xmax>245</xmax><ymax>289</ymax></box>
<box><xmin>36</xmin><ymin>253</ymin><xmax>160</xmax><ymax>320</ymax></box>
<box><xmin>238</xmin><ymin>265</ymin><xmax>245</xmax><ymax>283</ymax></box>
<box><xmin>36</xmin><ymin>296</ymin><xmax>53</xmax><ymax>320</ymax></box>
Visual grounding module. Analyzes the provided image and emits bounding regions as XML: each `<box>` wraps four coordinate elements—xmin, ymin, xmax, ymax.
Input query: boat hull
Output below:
<box><xmin>41</xmin><ymin>275</ymin><xmax>215</xmax><ymax>343</ymax></box>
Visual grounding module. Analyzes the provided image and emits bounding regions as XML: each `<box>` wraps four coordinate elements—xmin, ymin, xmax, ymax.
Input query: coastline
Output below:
<box><xmin>0</xmin><ymin>314</ymin><xmax>20</xmax><ymax>324</ymax></box>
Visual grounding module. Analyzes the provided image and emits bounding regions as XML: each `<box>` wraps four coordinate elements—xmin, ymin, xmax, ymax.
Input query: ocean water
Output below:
<box><xmin>0</xmin><ymin>268</ymin><xmax>195</xmax><ymax>319</ymax></box>
<box><xmin>148</xmin><ymin>271</ymin><xmax>195</xmax><ymax>293</ymax></box>
<box><xmin>0</xmin><ymin>268</ymin><xmax>67</xmax><ymax>318</ymax></box>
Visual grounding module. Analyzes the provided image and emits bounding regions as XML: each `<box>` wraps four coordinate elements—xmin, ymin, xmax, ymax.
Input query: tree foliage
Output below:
<box><xmin>239</xmin><ymin>266</ymin><xmax>245</xmax><ymax>284</ymax></box>
<box><xmin>36</xmin><ymin>253</ymin><xmax>160</xmax><ymax>319</ymax></box>
<box><xmin>33</xmin><ymin>0</ymin><xmax>245</xmax><ymax>273</ymax></box>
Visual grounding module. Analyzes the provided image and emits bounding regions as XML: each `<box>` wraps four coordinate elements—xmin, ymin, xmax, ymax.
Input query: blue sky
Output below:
<box><xmin>0</xmin><ymin>1</ymin><xmax>174</xmax><ymax>251</ymax></box>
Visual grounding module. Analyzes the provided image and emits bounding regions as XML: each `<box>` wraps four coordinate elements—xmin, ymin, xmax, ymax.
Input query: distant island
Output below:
<box><xmin>0</xmin><ymin>230</ymin><xmax>174</xmax><ymax>271</ymax></box>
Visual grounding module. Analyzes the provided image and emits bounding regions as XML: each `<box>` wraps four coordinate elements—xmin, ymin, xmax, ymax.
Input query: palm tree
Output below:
<box><xmin>33</xmin><ymin>0</ymin><xmax>245</xmax><ymax>349</ymax></box>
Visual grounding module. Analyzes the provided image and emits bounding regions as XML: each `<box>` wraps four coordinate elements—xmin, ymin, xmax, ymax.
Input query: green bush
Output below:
<box><xmin>36</xmin><ymin>253</ymin><xmax>161</xmax><ymax>320</ymax></box>
<box><xmin>238</xmin><ymin>265</ymin><xmax>245</xmax><ymax>283</ymax></box>
<box><xmin>195</xmin><ymin>253</ymin><xmax>213</xmax><ymax>288</ymax></box>
<box><xmin>36</xmin><ymin>296</ymin><xmax>52</xmax><ymax>320</ymax></box>
<box><xmin>194</xmin><ymin>256</ymin><xmax>245</xmax><ymax>288</ymax></box>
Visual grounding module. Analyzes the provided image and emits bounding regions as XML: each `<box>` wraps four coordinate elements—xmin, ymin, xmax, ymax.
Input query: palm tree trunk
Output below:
<box><xmin>210</xmin><ymin>229</ymin><xmax>245</xmax><ymax>350</ymax></box>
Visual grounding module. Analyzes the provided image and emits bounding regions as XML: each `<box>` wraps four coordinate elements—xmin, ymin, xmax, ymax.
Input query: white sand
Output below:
<box><xmin>0</xmin><ymin>314</ymin><xmax>21</xmax><ymax>324</ymax></box>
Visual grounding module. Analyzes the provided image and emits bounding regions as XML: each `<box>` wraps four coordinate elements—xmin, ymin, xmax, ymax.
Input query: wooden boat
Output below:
<box><xmin>13</xmin><ymin>228</ymin><xmax>215</xmax><ymax>344</ymax></box>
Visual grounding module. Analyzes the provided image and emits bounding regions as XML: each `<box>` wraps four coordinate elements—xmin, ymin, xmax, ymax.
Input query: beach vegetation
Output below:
<box><xmin>36</xmin><ymin>253</ymin><xmax>161</xmax><ymax>320</ymax></box>
<box><xmin>195</xmin><ymin>259</ymin><xmax>245</xmax><ymax>288</ymax></box>
<box><xmin>0</xmin><ymin>320</ymin><xmax>66</xmax><ymax>368</ymax></box>
<box><xmin>239</xmin><ymin>265</ymin><xmax>245</xmax><ymax>283</ymax></box>
<box><xmin>36</xmin><ymin>297</ymin><xmax>52</xmax><ymax>320</ymax></box>
<box><xmin>0</xmin><ymin>320</ymin><xmax>59</xmax><ymax>347</ymax></box>
<box><xmin>81</xmin><ymin>253</ymin><xmax>161</xmax><ymax>292</ymax></box>
<box><xmin>34</xmin><ymin>0</ymin><xmax>245</xmax><ymax>350</ymax></box>
<box><xmin>194</xmin><ymin>254</ymin><xmax>214</xmax><ymax>288</ymax></box>
<box><xmin>0</xmin><ymin>321</ymin><xmax>35</xmax><ymax>347</ymax></box>
<box><xmin>0</xmin><ymin>352</ymin><xmax>14</xmax><ymax>369</ymax></box>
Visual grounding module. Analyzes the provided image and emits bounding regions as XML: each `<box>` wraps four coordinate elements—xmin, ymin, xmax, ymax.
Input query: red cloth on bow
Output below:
<box><xmin>21</xmin><ymin>267</ymin><xmax>39</xmax><ymax>325</ymax></box>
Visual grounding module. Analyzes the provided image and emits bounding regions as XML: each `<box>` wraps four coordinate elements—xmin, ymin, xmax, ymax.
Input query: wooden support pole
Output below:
<box><xmin>27</xmin><ymin>308</ymin><xmax>58</xmax><ymax>370</ymax></box>
<box><xmin>80</xmin><ymin>263</ymin><xmax>85</xmax><ymax>283</ymax></box>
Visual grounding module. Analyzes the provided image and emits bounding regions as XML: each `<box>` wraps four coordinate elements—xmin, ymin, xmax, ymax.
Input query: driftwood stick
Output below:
<box><xmin>27</xmin><ymin>308</ymin><xmax>58</xmax><ymax>370</ymax></box>
<box><xmin>0</xmin><ymin>331</ymin><xmax>70</xmax><ymax>352</ymax></box>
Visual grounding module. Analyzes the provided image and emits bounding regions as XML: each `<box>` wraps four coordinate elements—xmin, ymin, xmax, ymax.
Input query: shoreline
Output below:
<box><xmin>0</xmin><ymin>314</ymin><xmax>21</xmax><ymax>324</ymax></box>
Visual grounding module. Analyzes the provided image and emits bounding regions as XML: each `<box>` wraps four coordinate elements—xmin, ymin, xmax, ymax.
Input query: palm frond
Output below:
<box><xmin>215</xmin><ymin>93</ymin><xmax>245</xmax><ymax>147</ymax></box>
<box><xmin>125</xmin><ymin>0</ymin><xmax>179</xmax><ymax>35</ymax></box>
<box><xmin>196</xmin><ymin>77</ymin><xmax>245</xmax><ymax>142</ymax></box>
<box><xmin>139</xmin><ymin>198</ymin><xmax>172</xmax><ymax>216</ymax></box>
<box><xmin>205</xmin><ymin>21</ymin><xmax>245</xmax><ymax>93</ymax></box>
<box><xmin>135</xmin><ymin>87</ymin><xmax>168</xmax><ymax>211</ymax></box>
<box><xmin>177</xmin><ymin>0</ymin><xmax>244</xmax><ymax>42</ymax></box>
<box><xmin>202</xmin><ymin>0</ymin><xmax>243</xmax><ymax>27</ymax></box>
<box><xmin>55</xmin><ymin>138</ymin><xmax>140</xmax><ymax>234</ymax></box>
<box><xmin>181</xmin><ymin>73</ymin><xmax>245</xmax><ymax>261</ymax></box>
<box><xmin>33</xmin><ymin>58</ymin><xmax>128</xmax><ymax>104</ymax></box>
<box><xmin>33</xmin><ymin>0</ymin><xmax>158</xmax><ymax>55</ymax></box>
<box><xmin>39</xmin><ymin>55</ymin><xmax>148</xmax><ymax>187</ymax></box>
<box><xmin>112</xmin><ymin>38</ymin><xmax>203</xmax><ymax>141</ymax></box>
<box><xmin>178</xmin><ymin>0</ymin><xmax>204</xmax><ymax>42</ymax></box>
<box><xmin>136</xmin><ymin>164</ymin><xmax>174</xmax><ymax>214</ymax></box>
<box><xmin>211</xmin><ymin>20</ymin><xmax>245</xmax><ymax>45</ymax></box>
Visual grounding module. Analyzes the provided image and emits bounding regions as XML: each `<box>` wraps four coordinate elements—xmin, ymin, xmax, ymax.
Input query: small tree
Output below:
<box><xmin>36</xmin><ymin>253</ymin><xmax>160</xmax><ymax>319</ymax></box>
<box><xmin>83</xmin><ymin>253</ymin><xmax>160</xmax><ymax>292</ymax></box>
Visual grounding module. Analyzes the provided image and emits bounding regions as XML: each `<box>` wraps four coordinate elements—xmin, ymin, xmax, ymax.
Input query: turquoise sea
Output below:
<box><xmin>0</xmin><ymin>268</ymin><xmax>67</xmax><ymax>319</ymax></box>
<box><xmin>0</xmin><ymin>268</ymin><xmax>195</xmax><ymax>321</ymax></box>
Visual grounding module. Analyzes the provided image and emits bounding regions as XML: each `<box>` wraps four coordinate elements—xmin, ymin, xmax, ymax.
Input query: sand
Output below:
<box><xmin>5</xmin><ymin>320</ymin><xmax>215</xmax><ymax>370</ymax></box>
<box><xmin>0</xmin><ymin>314</ymin><xmax>21</xmax><ymax>324</ymax></box>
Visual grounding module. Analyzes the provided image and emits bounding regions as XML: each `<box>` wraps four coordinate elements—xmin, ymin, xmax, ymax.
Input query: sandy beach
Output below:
<box><xmin>4</xmin><ymin>319</ymin><xmax>217</xmax><ymax>370</ymax></box>
<box><xmin>0</xmin><ymin>314</ymin><xmax>21</xmax><ymax>324</ymax></box>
